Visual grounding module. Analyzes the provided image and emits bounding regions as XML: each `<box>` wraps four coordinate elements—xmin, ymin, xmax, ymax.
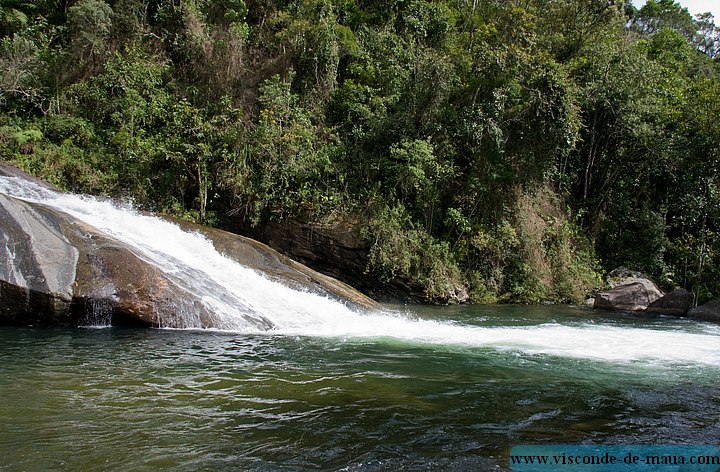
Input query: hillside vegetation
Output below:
<box><xmin>1</xmin><ymin>0</ymin><xmax>719</xmax><ymax>304</ymax></box>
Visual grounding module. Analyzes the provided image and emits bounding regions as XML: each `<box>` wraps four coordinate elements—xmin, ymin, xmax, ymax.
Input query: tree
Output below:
<box><xmin>694</xmin><ymin>12</ymin><xmax>719</xmax><ymax>59</ymax></box>
<box><xmin>631</xmin><ymin>0</ymin><xmax>695</xmax><ymax>38</ymax></box>
<box><xmin>0</xmin><ymin>35</ymin><xmax>46</xmax><ymax>111</ymax></box>
<box><xmin>67</xmin><ymin>0</ymin><xmax>113</xmax><ymax>73</ymax></box>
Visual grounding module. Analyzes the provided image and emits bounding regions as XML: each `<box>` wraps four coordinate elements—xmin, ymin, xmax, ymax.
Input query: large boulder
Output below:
<box><xmin>594</xmin><ymin>269</ymin><xmax>664</xmax><ymax>312</ymax></box>
<box><xmin>645</xmin><ymin>288</ymin><xmax>693</xmax><ymax>316</ymax></box>
<box><xmin>0</xmin><ymin>192</ymin><xmax>214</xmax><ymax>327</ymax></box>
<box><xmin>0</xmin><ymin>163</ymin><xmax>379</xmax><ymax>328</ymax></box>
<box><xmin>688</xmin><ymin>300</ymin><xmax>720</xmax><ymax>323</ymax></box>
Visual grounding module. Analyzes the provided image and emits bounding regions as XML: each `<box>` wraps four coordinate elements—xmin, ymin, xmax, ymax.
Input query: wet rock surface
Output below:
<box><xmin>0</xmin><ymin>163</ymin><xmax>378</xmax><ymax>328</ymax></box>
<box><xmin>0</xmin><ymin>194</ymin><xmax>77</xmax><ymax>324</ymax></box>
<box><xmin>170</xmin><ymin>217</ymin><xmax>378</xmax><ymax>312</ymax></box>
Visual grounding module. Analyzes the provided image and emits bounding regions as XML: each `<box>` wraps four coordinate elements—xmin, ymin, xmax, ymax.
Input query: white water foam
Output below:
<box><xmin>1</xmin><ymin>176</ymin><xmax>719</xmax><ymax>365</ymax></box>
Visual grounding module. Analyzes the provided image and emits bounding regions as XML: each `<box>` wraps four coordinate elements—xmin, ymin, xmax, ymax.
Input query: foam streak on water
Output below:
<box><xmin>1</xmin><ymin>176</ymin><xmax>719</xmax><ymax>365</ymax></box>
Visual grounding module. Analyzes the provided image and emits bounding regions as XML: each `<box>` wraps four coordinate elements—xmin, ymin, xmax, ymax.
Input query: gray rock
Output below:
<box><xmin>0</xmin><ymin>194</ymin><xmax>78</xmax><ymax>324</ymax></box>
<box><xmin>645</xmin><ymin>288</ymin><xmax>693</xmax><ymax>316</ymax></box>
<box><xmin>0</xmin><ymin>163</ymin><xmax>378</xmax><ymax>328</ymax></box>
<box><xmin>688</xmin><ymin>300</ymin><xmax>720</xmax><ymax>323</ymax></box>
<box><xmin>594</xmin><ymin>278</ymin><xmax>664</xmax><ymax>312</ymax></box>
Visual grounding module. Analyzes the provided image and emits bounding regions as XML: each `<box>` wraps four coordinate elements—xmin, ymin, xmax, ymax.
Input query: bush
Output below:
<box><xmin>364</xmin><ymin>204</ymin><xmax>466</xmax><ymax>303</ymax></box>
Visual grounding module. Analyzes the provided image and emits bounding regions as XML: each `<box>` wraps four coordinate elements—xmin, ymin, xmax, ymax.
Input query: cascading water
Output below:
<box><xmin>83</xmin><ymin>296</ymin><xmax>113</xmax><ymax>328</ymax></box>
<box><xmin>1</xmin><ymin>175</ymin><xmax>719</xmax><ymax>366</ymax></box>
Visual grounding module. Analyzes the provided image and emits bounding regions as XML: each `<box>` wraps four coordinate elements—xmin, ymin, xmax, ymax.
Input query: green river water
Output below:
<box><xmin>1</xmin><ymin>305</ymin><xmax>719</xmax><ymax>471</ymax></box>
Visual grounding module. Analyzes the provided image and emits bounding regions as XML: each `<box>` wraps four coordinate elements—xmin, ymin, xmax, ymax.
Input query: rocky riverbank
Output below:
<box><xmin>592</xmin><ymin>267</ymin><xmax>720</xmax><ymax>323</ymax></box>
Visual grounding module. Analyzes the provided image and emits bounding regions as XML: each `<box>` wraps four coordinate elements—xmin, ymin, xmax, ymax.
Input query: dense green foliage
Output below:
<box><xmin>1</xmin><ymin>0</ymin><xmax>719</xmax><ymax>303</ymax></box>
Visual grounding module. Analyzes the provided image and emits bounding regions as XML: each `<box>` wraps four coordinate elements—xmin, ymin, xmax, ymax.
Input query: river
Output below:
<box><xmin>1</xmin><ymin>175</ymin><xmax>719</xmax><ymax>470</ymax></box>
<box><xmin>1</xmin><ymin>305</ymin><xmax>719</xmax><ymax>471</ymax></box>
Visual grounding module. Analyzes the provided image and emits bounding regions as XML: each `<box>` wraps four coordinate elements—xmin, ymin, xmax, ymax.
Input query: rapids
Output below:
<box><xmin>1</xmin><ymin>176</ymin><xmax>718</xmax><ymax>367</ymax></box>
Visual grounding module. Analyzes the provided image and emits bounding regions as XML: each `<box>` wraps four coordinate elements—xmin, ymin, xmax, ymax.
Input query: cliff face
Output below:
<box><xmin>228</xmin><ymin>218</ymin><xmax>435</xmax><ymax>304</ymax></box>
<box><xmin>0</xmin><ymin>163</ymin><xmax>377</xmax><ymax>328</ymax></box>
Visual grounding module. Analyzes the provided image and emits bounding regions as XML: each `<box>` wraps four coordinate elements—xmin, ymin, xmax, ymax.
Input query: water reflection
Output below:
<box><xmin>1</xmin><ymin>306</ymin><xmax>719</xmax><ymax>471</ymax></box>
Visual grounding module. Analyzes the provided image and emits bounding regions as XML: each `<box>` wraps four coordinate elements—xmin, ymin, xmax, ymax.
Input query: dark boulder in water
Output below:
<box><xmin>645</xmin><ymin>288</ymin><xmax>693</xmax><ymax>316</ymax></box>
<box><xmin>0</xmin><ymin>163</ymin><xmax>377</xmax><ymax>328</ymax></box>
<box><xmin>688</xmin><ymin>300</ymin><xmax>720</xmax><ymax>323</ymax></box>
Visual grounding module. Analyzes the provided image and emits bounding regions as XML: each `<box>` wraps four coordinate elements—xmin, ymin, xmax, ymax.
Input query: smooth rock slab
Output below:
<box><xmin>0</xmin><ymin>162</ymin><xmax>378</xmax><ymax>328</ymax></box>
<box><xmin>0</xmin><ymin>194</ymin><xmax>78</xmax><ymax>324</ymax></box>
<box><xmin>65</xmin><ymin>218</ymin><xmax>217</xmax><ymax>328</ymax></box>
<box><xmin>185</xmin><ymin>220</ymin><xmax>379</xmax><ymax>312</ymax></box>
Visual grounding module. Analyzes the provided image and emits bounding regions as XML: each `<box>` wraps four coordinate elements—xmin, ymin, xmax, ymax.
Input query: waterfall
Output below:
<box><xmin>1</xmin><ymin>175</ymin><xmax>719</xmax><ymax>366</ymax></box>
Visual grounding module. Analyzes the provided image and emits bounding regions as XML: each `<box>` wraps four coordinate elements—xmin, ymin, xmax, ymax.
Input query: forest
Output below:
<box><xmin>1</xmin><ymin>0</ymin><xmax>719</xmax><ymax>304</ymax></box>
